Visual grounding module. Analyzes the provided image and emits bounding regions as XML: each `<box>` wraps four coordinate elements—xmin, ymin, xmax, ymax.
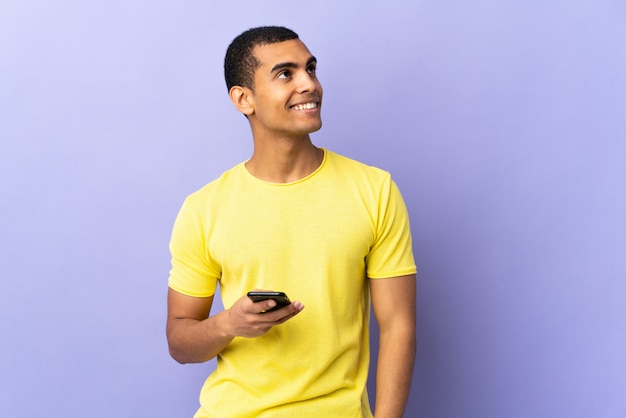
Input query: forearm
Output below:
<box><xmin>166</xmin><ymin>289</ymin><xmax>305</xmax><ymax>364</ymax></box>
<box><xmin>167</xmin><ymin>309</ymin><xmax>234</xmax><ymax>364</ymax></box>
<box><xmin>374</xmin><ymin>326</ymin><xmax>416</xmax><ymax>418</ymax></box>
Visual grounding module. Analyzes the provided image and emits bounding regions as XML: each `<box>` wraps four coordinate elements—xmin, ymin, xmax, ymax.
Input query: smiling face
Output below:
<box><xmin>243</xmin><ymin>39</ymin><xmax>323</xmax><ymax>140</ymax></box>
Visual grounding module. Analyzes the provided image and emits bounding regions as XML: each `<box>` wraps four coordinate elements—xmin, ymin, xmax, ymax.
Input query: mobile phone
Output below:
<box><xmin>247</xmin><ymin>291</ymin><xmax>291</xmax><ymax>312</ymax></box>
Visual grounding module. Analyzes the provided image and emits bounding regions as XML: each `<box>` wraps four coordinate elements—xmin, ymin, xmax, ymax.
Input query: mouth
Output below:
<box><xmin>290</xmin><ymin>102</ymin><xmax>318</xmax><ymax>111</ymax></box>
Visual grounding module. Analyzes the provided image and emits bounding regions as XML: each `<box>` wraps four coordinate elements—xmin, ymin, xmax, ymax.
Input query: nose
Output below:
<box><xmin>297</xmin><ymin>71</ymin><xmax>318</xmax><ymax>94</ymax></box>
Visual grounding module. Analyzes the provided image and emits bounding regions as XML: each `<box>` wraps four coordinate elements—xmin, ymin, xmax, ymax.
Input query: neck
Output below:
<box><xmin>245</xmin><ymin>136</ymin><xmax>323</xmax><ymax>183</ymax></box>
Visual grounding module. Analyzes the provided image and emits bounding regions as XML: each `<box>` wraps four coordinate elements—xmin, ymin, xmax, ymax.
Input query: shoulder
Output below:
<box><xmin>324</xmin><ymin>150</ymin><xmax>391</xmax><ymax>184</ymax></box>
<box><xmin>183</xmin><ymin>163</ymin><xmax>246</xmax><ymax>206</ymax></box>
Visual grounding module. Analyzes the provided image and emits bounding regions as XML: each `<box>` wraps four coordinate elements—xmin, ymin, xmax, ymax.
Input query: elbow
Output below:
<box><xmin>167</xmin><ymin>338</ymin><xmax>188</xmax><ymax>364</ymax></box>
<box><xmin>380</xmin><ymin>322</ymin><xmax>416</xmax><ymax>349</ymax></box>
<box><xmin>168</xmin><ymin>346</ymin><xmax>190</xmax><ymax>364</ymax></box>
<box><xmin>167</xmin><ymin>339</ymin><xmax>214</xmax><ymax>364</ymax></box>
<box><xmin>166</xmin><ymin>321</ymin><xmax>195</xmax><ymax>364</ymax></box>
<box><xmin>166</xmin><ymin>329</ymin><xmax>195</xmax><ymax>364</ymax></box>
<box><xmin>166</xmin><ymin>317</ymin><xmax>220</xmax><ymax>364</ymax></box>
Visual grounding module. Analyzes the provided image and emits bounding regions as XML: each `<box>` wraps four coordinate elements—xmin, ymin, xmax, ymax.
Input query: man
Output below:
<box><xmin>166</xmin><ymin>26</ymin><xmax>416</xmax><ymax>418</ymax></box>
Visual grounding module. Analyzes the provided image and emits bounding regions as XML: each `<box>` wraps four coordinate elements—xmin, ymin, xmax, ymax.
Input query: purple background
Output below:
<box><xmin>1</xmin><ymin>1</ymin><xmax>625</xmax><ymax>417</ymax></box>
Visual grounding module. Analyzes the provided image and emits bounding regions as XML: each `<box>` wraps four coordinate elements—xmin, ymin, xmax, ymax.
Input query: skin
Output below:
<box><xmin>229</xmin><ymin>39</ymin><xmax>325</xmax><ymax>182</ymax></box>
<box><xmin>371</xmin><ymin>274</ymin><xmax>416</xmax><ymax>418</ymax></box>
<box><xmin>166</xmin><ymin>38</ymin><xmax>416</xmax><ymax>418</ymax></box>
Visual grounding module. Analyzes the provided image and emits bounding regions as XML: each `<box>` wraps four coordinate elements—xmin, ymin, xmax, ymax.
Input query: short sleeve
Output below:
<box><xmin>366</xmin><ymin>177</ymin><xmax>417</xmax><ymax>279</ymax></box>
<box><xmin>168</xmin><ymin>196</ymin><xmax>221</xmax><ymax>297</ymax></box>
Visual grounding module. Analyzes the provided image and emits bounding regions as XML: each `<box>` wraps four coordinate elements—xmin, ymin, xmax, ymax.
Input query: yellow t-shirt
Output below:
<box><xmin>169</xmin><ymin>149</ymin><xmax>416</xmax><ymax>418</ymax></box>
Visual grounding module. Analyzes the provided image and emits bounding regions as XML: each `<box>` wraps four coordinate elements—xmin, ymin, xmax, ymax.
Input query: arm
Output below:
<box><xmin>370</xmin><ymin>274</ymin><xmax>416</xmax><ymax>418</ymax></box>
<box><xmin>166</xmin><ymin>287</ymin><xmax>305</xmax><ymax>364</ymax></box>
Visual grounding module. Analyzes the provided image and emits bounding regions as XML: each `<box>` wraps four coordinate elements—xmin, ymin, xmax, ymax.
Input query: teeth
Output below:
<box><xmin>292</xmin><ymin>102</ymin><xmax>317</xmax><ymax>111</ymax></box>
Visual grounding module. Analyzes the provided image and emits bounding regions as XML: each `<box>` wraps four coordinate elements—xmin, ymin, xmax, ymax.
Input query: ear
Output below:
<box><xmin>229</xmin><ymin>86</ymin><xmax>254</xmax><ymax>116</ymax></box>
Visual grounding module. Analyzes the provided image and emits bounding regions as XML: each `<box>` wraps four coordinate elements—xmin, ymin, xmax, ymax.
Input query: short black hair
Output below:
<box><xmin>224</xmin><ymin>26</ymin><xmax>299</xmax><ymax>92</ymax></box>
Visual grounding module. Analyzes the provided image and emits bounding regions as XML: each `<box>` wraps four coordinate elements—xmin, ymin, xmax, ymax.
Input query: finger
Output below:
<box><xmin>250</xmin><ymin>300</ymin><xmax>277</xmax><ymax>314</ymax></box>
<box><xmin>264</xmin><ymin>303</ymin><xmax>304</xmax><ymax>322</ymax></box>
<box><xmin>263</xmin><ymin>299</ymin><xmax>277</xmax><ymax>311</ymax></box>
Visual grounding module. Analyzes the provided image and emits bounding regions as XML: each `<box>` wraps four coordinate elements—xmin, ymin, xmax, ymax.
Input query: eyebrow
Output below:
<box><xmin>270</xmin><ymin>56</ymin><xmax>317</xmax><ymax>74</ymax></box>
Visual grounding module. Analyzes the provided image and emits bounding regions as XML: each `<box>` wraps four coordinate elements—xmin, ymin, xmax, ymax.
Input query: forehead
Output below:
<box><xmin>252</xmin><ymin>39</ymin><xmax>314</xmax><ymax>70</ymax></box>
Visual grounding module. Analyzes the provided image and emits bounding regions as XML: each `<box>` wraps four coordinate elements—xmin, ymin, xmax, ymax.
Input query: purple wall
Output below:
<box><xmin>1</xmin><ymin>1</ymin><xmax>625</xmax><ymax>417</ymax></box>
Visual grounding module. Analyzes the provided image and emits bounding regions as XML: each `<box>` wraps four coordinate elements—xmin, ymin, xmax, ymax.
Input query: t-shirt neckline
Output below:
<box><xmin>242</xmin><ymin>148</ymin><xmax>328</xmax><ymax>187</ymax></box>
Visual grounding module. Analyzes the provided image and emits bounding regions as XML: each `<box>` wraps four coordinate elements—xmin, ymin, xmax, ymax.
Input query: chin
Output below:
<box><xmin>306</xmin><ymin>120</ymin><xmax>323</xmax><ymax>134</ymax></box>
<box><xmin>309</xmin><ymin>123</ymin><xmax>323</xmax><ymax>134</ymax></box>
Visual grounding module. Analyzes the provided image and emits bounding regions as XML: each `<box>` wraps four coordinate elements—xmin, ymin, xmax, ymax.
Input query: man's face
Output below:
<box><xmin>247</xmin><ymin>39</ymin><xmax>323</xmax><ymax>138</ymax></box>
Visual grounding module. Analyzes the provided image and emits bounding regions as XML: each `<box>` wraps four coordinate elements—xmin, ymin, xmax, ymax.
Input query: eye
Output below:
<box><xmin>307</xmin><ymin>65</ymin><xmax>317</xmax><ymax>75</ymax></box>
<box><xmin>277</xmin><ymin>70</ymin><xmax>291</xmax><ymax>79</ymax></box>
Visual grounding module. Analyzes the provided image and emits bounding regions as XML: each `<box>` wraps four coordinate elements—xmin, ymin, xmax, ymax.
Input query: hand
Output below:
<box><xmin>224</xmin><ymin>291</ymin><xmax>305</xmax><ymax>338</ymax></box>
